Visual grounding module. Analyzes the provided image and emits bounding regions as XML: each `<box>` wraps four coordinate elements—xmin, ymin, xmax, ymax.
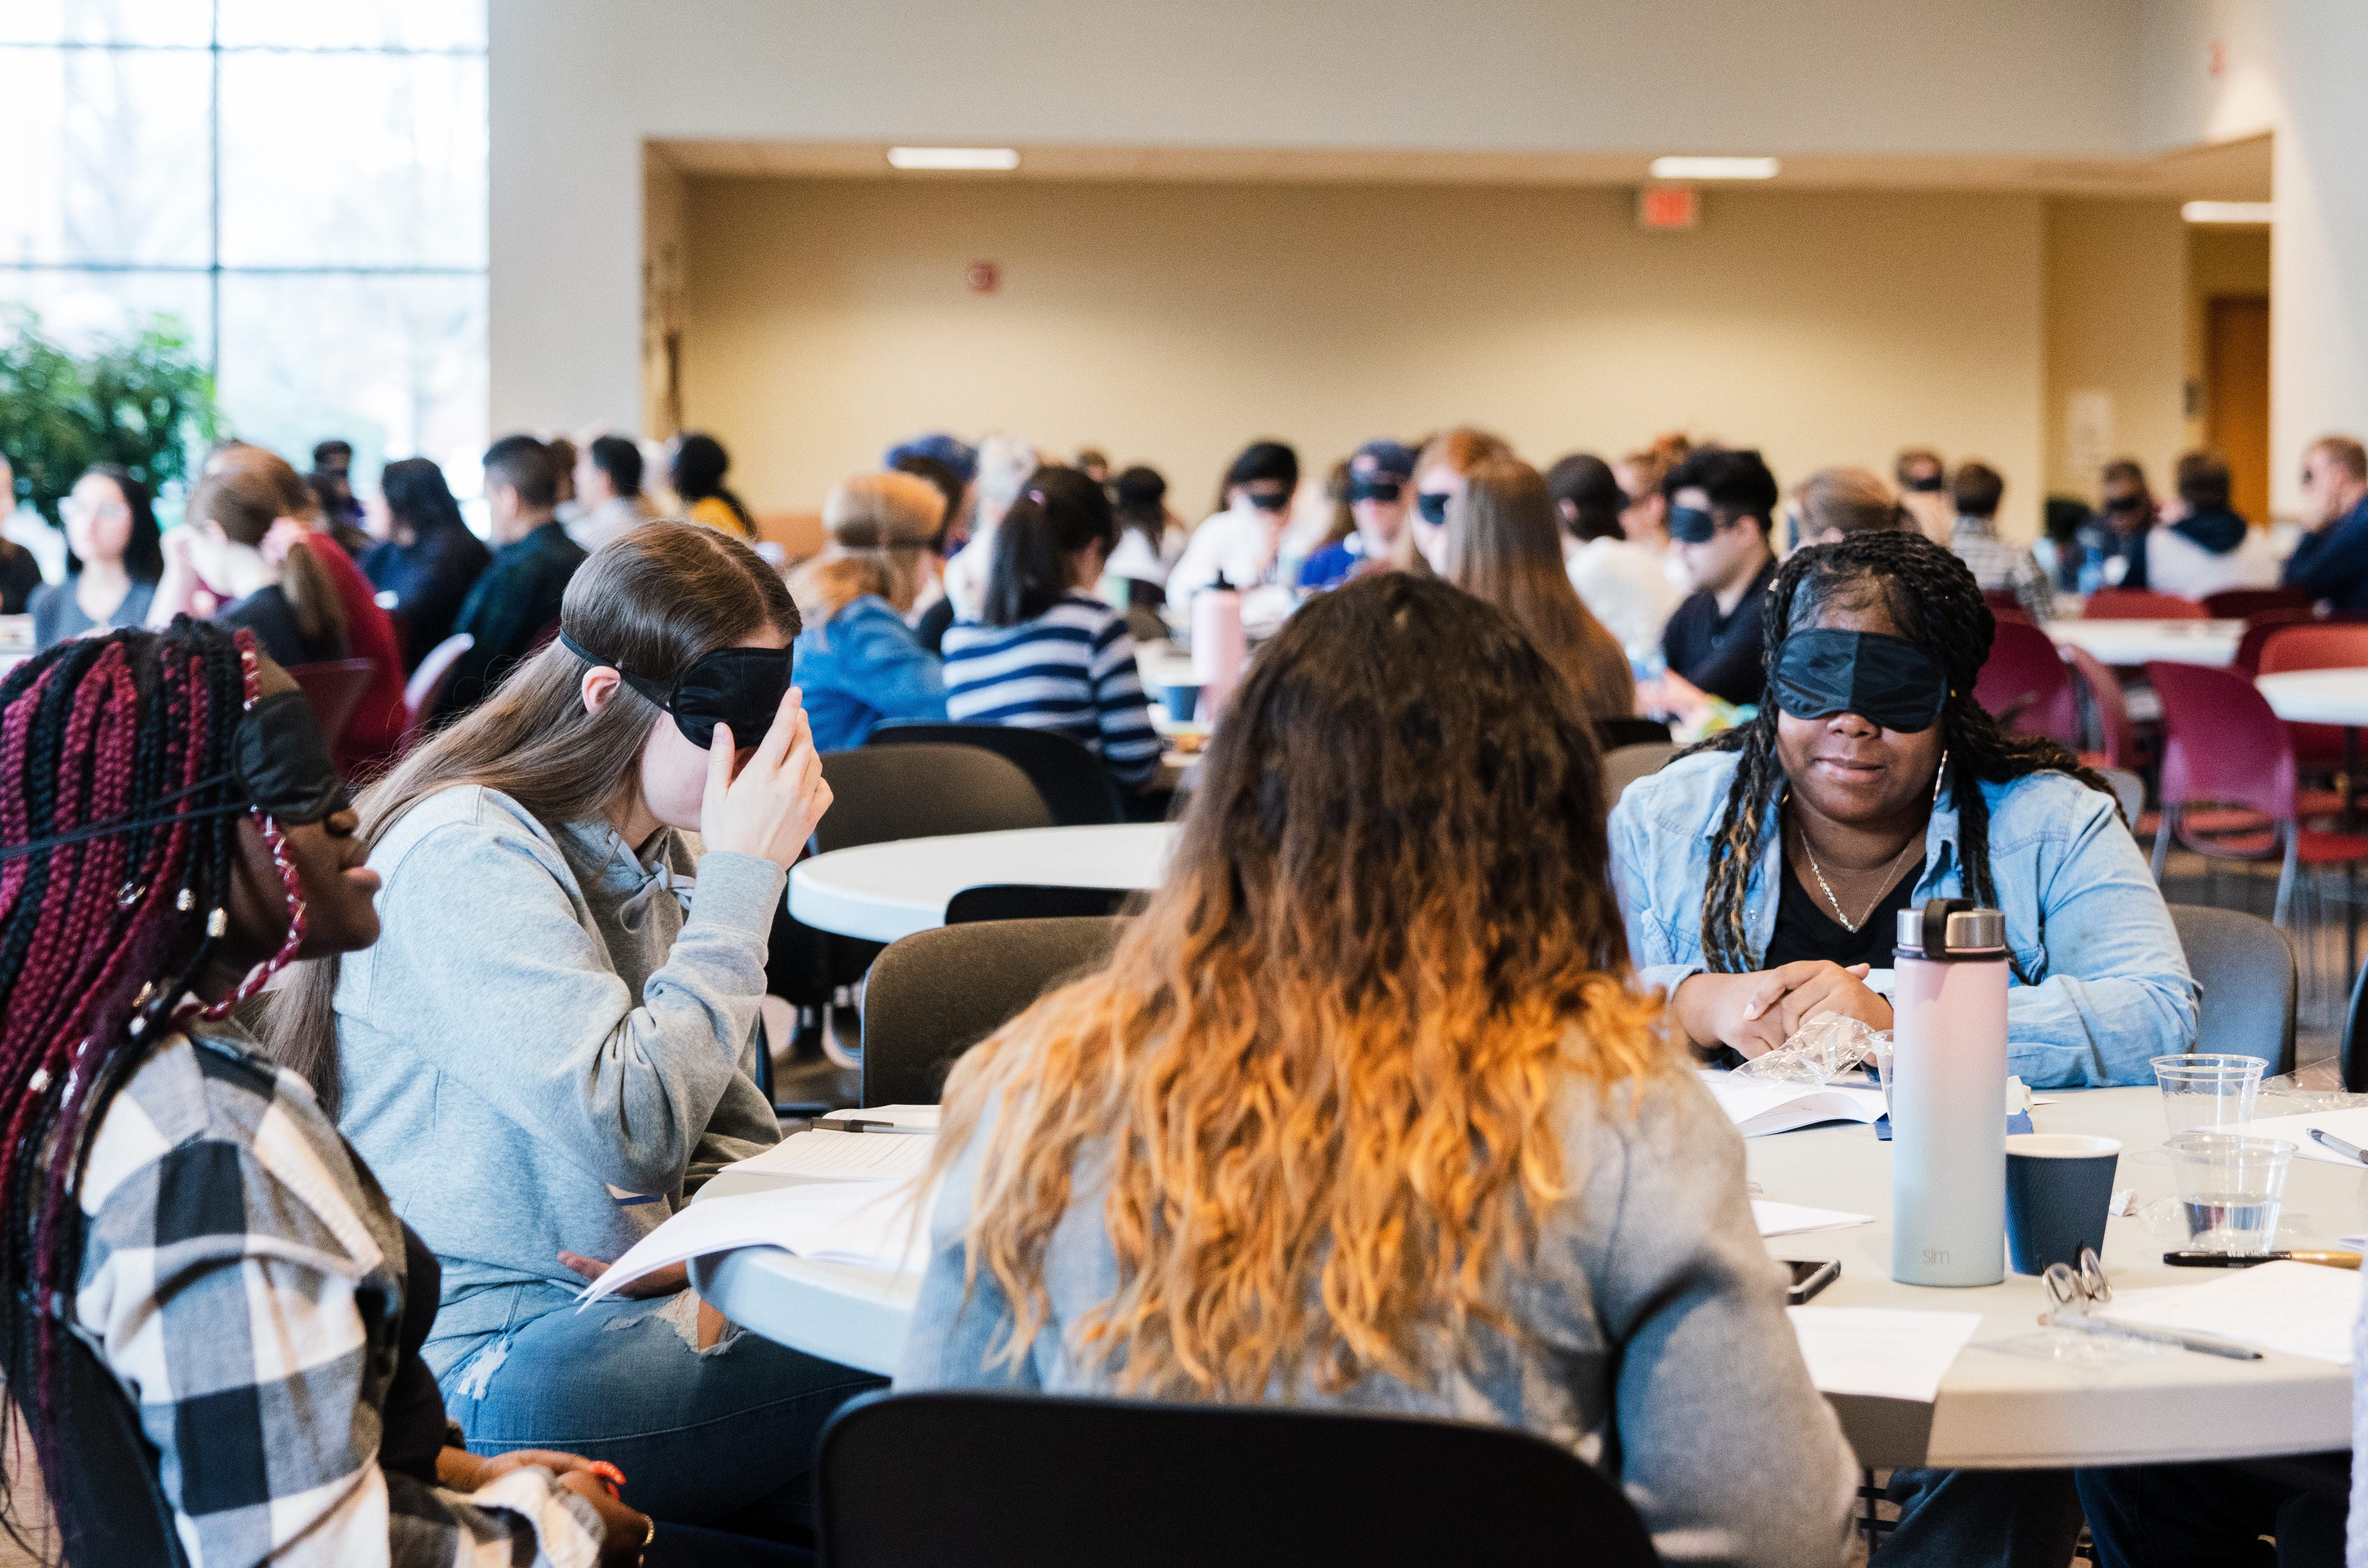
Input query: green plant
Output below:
<box><xmin>0</xmin><ymin>309</ymin><xmax>222</xmax><ymax>524</ymax></box>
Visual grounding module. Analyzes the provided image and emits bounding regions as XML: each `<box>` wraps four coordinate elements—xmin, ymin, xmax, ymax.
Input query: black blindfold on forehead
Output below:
<box><xmin>561</xmin><ymin>632</ymin><xmax>793</xmax><ymax>749</ymax></box>
<box><xmin>1666</xmin><ymin>505</ymin><xmax>1720</xmax><ymax>544</ymax></box>
<box><xmin>1771</xmin><ymin>628</ymin><xmax>1950</xmax><ymax>734</ymax></box>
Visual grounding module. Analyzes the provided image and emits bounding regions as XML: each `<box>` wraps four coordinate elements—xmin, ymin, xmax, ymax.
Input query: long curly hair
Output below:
<box><xmin>1689</xmin><ymin>530</ymin><xmax>2112</xmax><ymax>975</ymax></box>
<box><xmin>931</xmin><ymin>573</ymin><xmax>1674</xmax><ymax>1400</ymax></box>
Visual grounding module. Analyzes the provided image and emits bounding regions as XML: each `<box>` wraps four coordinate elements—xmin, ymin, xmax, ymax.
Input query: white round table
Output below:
<box><xmin>789</xmin><ymin>823</ymin><xmax>1177</xmax><ymax>943</ymax></box>
<box><xmin>692</xmin><ymin>1085</ymin><xmax>2359</xmax><ymax>1468</ymax></box>
<box><xmin>2044</xmin><ymin>618</ymin><xmax>2242</xmax><ymax>669</ymax></box>
<box><xmin>2257</xmin><ymin>668</ymin><xmax>2368</xmax><ymax>726</ymax></box>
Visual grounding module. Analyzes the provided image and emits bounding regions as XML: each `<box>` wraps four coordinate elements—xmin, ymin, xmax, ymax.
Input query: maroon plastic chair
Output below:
<box><xmin>2146</xmin><ymin>660</ymin><xmax>2368</xmax><ymax>926</ymax></box>
<box><xmin>1974</xmin><ymin>621</ymin><xmax>2077</xmax><ymax>744</ymax></box>
<box><xmin>2231</xmin><ymin>608</ymin><xmax>2326</xmax><ymax>676</ymax></box>
<box><xmin>285</xmin><ymin>659</ymin><xmax>376</xmax><ymax>760</ymax></box>
<box><xmin>2203</xmin><ymin>587</ymin><xmax>2313</xmax><ymax>620</ymax></box>
<box><xmin>1982</xmin><ymin>589</ymin><xmax>2033</xmax><ymax>625</ymax></box>
<box><xmin>2258</xmin><ymin>623</ymin><xmax>2368</xmax><ymax>776</ymax></box>
<box><xmin>399</xmin><ymin>633</ymin><xmax>474</xmax><ymax>753</ymax></box>
<box><xmin>2084</xmin><ymin>589</ymin><xmax>2208</xmax><ymax>621</ymax></box>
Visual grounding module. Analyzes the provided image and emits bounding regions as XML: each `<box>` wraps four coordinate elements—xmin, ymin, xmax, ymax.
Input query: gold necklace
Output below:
<box><xmin>1793</xmin><ymin>819</ymin><xmax>1920</xmax><ymax>934</ymax></box>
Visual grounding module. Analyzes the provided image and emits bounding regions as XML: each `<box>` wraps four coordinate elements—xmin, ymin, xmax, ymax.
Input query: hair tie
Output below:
<box><xmin>1027</xmin><ymin>489</ymin><xmax>1046</xmax><ymax>505</ymax></box>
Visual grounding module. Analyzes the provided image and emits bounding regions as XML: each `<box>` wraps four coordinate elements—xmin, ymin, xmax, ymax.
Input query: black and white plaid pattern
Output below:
<box><xmin>72</xmin><ymin>1030</ymin><xmax>604</xmax><ymax>1567</ymax></box>
<box><xmin>1950</xmin><ymin>516</ymin><xmax>2056</xmax><ymax>624</ymax></box>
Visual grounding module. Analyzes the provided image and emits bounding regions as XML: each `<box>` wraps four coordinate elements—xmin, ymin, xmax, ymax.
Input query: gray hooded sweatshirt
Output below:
<box><xmin>333</xmin><ymin>785</ymin><xmax>782</xmax><ymax>1347</ymax></box>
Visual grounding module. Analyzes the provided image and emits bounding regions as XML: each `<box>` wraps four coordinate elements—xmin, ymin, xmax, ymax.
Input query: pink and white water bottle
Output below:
<box><xmin>1190</xmin><ymin>572</ymin><xmax>1247</xmax><ymax>723</ymax></box>
<box><xmin>1890</xmin><ymin>898</ymin><xmax>2009</xmax><ymax>1287</ymax></box>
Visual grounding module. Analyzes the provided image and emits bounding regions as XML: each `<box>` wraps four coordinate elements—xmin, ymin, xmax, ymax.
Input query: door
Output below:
<box><xmin>2206</xmin><ymin>295</ymin><xmax>2271</xmax><ymax>523</ymax></box>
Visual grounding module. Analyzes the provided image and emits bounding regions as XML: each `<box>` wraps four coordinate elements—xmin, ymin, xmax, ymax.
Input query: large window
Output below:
<box><xmin>1</xmin><ymin>0</ymin><xmax>488</xmax><ymax>493</ymax></box>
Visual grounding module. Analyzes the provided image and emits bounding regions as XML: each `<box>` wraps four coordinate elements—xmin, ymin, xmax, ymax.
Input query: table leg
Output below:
<box><xmin>2349</xmin><ymin>728</ymin><xmax>2360</xmax><ymax>834</ymax></box>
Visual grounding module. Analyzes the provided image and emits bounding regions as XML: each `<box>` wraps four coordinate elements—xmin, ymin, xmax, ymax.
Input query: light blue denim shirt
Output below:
<box><xmin>1609</xmin><ymin>749</ymin><xmax>2196</xmax><ymax>1088</ymax></box>
<box><xmin>793</xmin><ymin>594</ymin><xmax>949</xmax><ymax>754</ymax></box>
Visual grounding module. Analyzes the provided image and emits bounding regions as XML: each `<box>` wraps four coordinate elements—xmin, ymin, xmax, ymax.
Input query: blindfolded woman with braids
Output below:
<box><xmin>1611</xmin><ymin>530</ymin><xmax>2193</xmax><ymax>1091</ymax></box>
<box><xmin>0</xmin><ymin>622</ymin><xmax>648</xmax><ymax>1565</ymax></box>
<box><xmin>903</xmin><ymin>575</ymin><xmax>1859</xmax><ymax>1567</ymax></box>
<box><xmin>1609</xmin><ymin>533</ymin><xmax>2197</xmax><ymax>1567</ymax></box>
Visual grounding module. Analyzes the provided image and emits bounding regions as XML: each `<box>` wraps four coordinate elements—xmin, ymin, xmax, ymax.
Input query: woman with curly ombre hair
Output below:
<box><xmin>900</xmin><ymin>573</ymin><xmax>1856</xmax><ymax>1568</ymax></box>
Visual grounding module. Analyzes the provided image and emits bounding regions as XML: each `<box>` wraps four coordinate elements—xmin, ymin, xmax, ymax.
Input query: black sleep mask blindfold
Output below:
<box><xmin>0</xmin><ymin>687</ymin><xmax>350</xmax><ymax>866</ymax></box>
<box><xmin>561</xmin><ymin>631</ymin><xmax>793</xmax><ymax>749</ymax></box>
<box><xmin>1770</xmin><ymin>628</ymin><xmax>1950</xmax><ymax>733</ymax></box>
<box><xmin>1666</xmin><ymin>505</ymin><xmax>1720</xmax><ymax>543</ymax></box>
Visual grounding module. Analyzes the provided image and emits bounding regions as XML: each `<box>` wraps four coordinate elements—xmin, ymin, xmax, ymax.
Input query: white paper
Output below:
<box><xmin>1754</xmin><ymin>1200</ymin><xmax>1875</xmax><ymax>1238</ymax></box>
<box><xmin>2225</xmin><ymin>1107</ymin><xmax>2368</xmax><ymax>1168</ymax></box>
<box><xmin>577</xmin><ymin>1181</ymin><xmax>933</xmax><ymax>1305</ymax></box>
<box><xmin>1703</xmin><ymin>1070</ymin><xmax>1886</xmax><ymax>1137</ymax></box>
<box><xmin>729</xmin><ymin>1129</ymin><xmax>937</xmax><ymax>1182</ymax></box>
<box><xmin>2095</xmin><ymin>1261</ymin><xmax>2362</xmax><ymax>1365</ymax></box>
<box><xmin>850</xmin><ymin>1104</ymin><xmax>942</xmax><ymax>1130</ymax></box>
<box><xmin>1787</xmin><ymin>1307</ymin><xmax>1982</xmax><ymax>1402</ymax></box>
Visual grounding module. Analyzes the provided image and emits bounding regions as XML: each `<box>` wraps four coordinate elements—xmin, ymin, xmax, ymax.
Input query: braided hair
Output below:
<box><xmin>0</xmin><ymin>621</ymin><xmax>302</xmax><ymax>1550</ymax></box>
<box><xmin>1689</xmin><ymin>531</ymin><xmax>2111</xmax><ymax>976</ymax></box>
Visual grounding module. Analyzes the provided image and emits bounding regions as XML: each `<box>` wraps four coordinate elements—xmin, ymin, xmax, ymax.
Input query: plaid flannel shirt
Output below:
<box><xmin>1949</xmin><ymin>515</ymin><xmax>2055</xmax><ymax>623</ymax></box>
<box><xmin>72</xmin><ymin>1028</ymin><xmax>605</xmax><ymax>1568</ymax></box>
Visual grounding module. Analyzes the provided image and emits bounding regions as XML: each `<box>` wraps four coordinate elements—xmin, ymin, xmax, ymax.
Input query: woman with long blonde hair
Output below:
<box><xmin>790</xmin><ymin>469</ymin><xmax>951</xmax><ymax>751</ymax></box>
<box><xmin>1445</xmin><ymin>457</ymin><xmax>1636</xmax><ymax>724</ymax></box>
<box><xmin>901</xmin><ymin>573</ymin><xmax>1855</xmax><ymax>1567</ymax></box>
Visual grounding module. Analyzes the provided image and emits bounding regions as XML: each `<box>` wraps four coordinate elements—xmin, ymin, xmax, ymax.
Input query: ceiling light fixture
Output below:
<box><xmin>1649</xmin><ymin>155</ymin><xmax>1779</xmax><ymax>181</ymax></box>
<box><xmin>886</xmin><ymin>146</ymin><xmax>1020</xmax><ymax>171</ymax></box>
<box><xmin>2181</xmin><ymin>200</ymin><xmax>2273</xmax><ymax>224</ymax></box>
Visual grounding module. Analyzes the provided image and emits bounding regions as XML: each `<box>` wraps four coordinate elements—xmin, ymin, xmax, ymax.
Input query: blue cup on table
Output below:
<box><xmin>1162</xmin><ymin>683</ymin><xmax>1202</xmax><ymax>724</ymax></box>
<box><xmin>2004</xmin><ymin>1133</ymin><xmax>2121</xmax><ymax>1274</ymax></box>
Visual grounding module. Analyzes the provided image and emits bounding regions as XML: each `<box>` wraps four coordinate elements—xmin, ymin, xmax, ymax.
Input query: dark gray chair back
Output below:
<box><xmin>817</xmin><ymin>1390</ymin><xmax>1660</xmax><ymax>1568</ymax></box>
<box><xmin>869</xmin><ymin>724</ymin><xmax>1124</xmax><ymax>827</ymax></box>
<box><xmin>945</xmin><ymin>884</ymin><xmax>1133</xmax><ymax>924</ymax></box>
<box><xmin>815</xmin><ymin>744</ymin><xmax>1053</xmax><ymax>852</ymax></box>
<box><xmin>55</xmin><ymin>1332</ymin><xmax>191</xmax><ymax>1567</ymax></box>
<box><xmin>860</xmin><ymin>917</ymin><xmax>1125</xmax><ymax>1106</ymax></box>
<box><xmin>1601</xmin><ymin>742</ymin><xmax>1678</xmax><ymax>809</ymax></box>
<box><xmin>2340</xmin><ymin>958</ymin><xmax>2368</xmax><ymax>1092</ymax></box>
<box><xmin>2168</xmin><ymin>903</ymin><xmax>2297</xmax><ymax>1075</ymax></box>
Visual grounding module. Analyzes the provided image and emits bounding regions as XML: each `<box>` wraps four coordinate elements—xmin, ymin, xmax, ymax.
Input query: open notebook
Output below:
<box><xmin>1703</xmin><ymin>1070</ymin><xmax>1887</xmax><ymax>1138</ymax></box>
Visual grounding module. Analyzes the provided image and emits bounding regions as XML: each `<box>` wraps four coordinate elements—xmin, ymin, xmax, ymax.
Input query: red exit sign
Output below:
<box><xmin>1638</xmin><ymin>186</ymin><xmax>1698</xmax><ymax>230</ymax></box>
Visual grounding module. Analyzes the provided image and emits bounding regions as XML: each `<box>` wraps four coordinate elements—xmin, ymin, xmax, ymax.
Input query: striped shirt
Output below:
<box><xmin>941</xmin><ymin>593</ymin><xmax>1164</xmax><ymax>786</ymax></box>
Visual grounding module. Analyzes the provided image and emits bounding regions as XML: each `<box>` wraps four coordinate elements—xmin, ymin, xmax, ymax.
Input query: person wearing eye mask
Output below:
<box><xmin>1165</xmin><ymin>439</ymin><xmax>1301</xmax><ymax>609</ymax></box>
<box><xmin>1611</xmin><ymin>530</ymin><xmax>2194</xmax><ymax>1568</ymax></box>
<box><xmin>2094</xmin><ymin>458</ymin><xmax>2159</xmax><ymax>590</ymax></box>
<box><xmin>1552</xmin><ymin>451</ymin><xmax>1681</xmax><ymax>651</ymax></box>
<box><xmin>1893</xmin><ymin>448</ymin><xmax>1954</xmax><ymax>546</ymax></box>
<box><xmin>262</xmin><ymin>520</ymin><xmax>883</xmax><ymax>1550</ymax></box>
<box><xmin>1403</xmin><ymin>426</ymin><xmax>1513</xmax><ymax>574</ymax></box>
<box><xmin>1299</xmin><ymin>439</ymin><xmax>1418</xmax><ymax>591</ymax></box>
<box><xmin>1646</xmin><ymin>447</ymin><xmax>1780</xmax><ymax>715</ymax></box>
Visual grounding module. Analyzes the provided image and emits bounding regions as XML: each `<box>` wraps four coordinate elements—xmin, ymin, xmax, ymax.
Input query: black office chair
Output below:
<box><xmin>53</xmin><ymin>1331</ymin><xmax>190</xmax><ymax>1567</ymax></box>
<box><xmin>944</xmin><ymin>883</ymin><xmax>1133</xmax><ymax>924</ymax></box>
<box><xmin>816</xmin><ymin>1390</ymin><xmax>1660</xmax><ymax>1568</ymax></box>
<box><xmin>2339</xmin><ymin>957</ymin><xmax>2368</xmax><ymax>1092</ymax></box>
<box><xmin>2167</xmin><ymin>903</ymin><xmax>2298</xmax><ymax>1075</ymax></box>
<box><xmin>868</xmin><ymin>724</ymin><xmax>1124</xmax><ymax>827</ymax></box>
<box><xmin>1595</xmin><ymin>715</ymin><xmax>1673</xmax><ymax>750</ymax></box>
<box><xmin>768</xmin><ymin>746</ymin><xmax>1055</xmax><ymax>1069</ymax></box>
<box><xmin>859</xmin><ymin>917</ymin><xmax>1125</xmax><ymax>1105</ymax></box>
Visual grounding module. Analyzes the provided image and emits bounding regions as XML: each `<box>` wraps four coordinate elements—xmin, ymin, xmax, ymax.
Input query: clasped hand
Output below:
<box><xmin>1673</xmin><ymin>961</ymin><xmax>1893</xmax><ymax>1057</ymax></box>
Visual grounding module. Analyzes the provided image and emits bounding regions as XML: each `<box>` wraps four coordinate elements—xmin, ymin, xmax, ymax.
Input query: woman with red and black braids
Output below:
<box><xmin>0</xmin><ymin>621</ymin><xmax>645</xmax><ymax>1566</ymax></box>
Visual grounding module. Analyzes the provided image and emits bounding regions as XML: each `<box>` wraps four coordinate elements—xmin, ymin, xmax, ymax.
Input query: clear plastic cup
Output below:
<box><xmin>2162</xmin><ymin>1131</ymin><xmax>2294</xmax><ymax>1254</ymax></box>
<box><xmin>2151</xmin><ymin>1053</ymin><xmax>2266</xmax><ymax>1134</ymax></box>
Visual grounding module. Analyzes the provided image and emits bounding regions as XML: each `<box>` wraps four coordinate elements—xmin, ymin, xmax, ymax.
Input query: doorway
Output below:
<box><xmin>2206</xmin><ymin>295</ymin><xmax>2271</xmax><ymax>522</ymax></box>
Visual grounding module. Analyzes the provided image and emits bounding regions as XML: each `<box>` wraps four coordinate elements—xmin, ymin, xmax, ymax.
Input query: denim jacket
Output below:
<box><xmin>792</xmin><ymin>595</ymin><xmax>949</xmax><ymax>754</ymax></box>
<box><xmin>1609</xmin><ymin>750</ymin><xmax>2196</xmax><ymax>1088</ymax></box>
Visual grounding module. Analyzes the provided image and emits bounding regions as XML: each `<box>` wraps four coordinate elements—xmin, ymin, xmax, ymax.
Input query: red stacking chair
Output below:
<box><xmin>2146</xmin><ymin>660</ymin><xmax>2368</xmax><ymax>935</ymax></box>
<box><xmin>285</xmin><ymin>659</ymin><xmax>376</xmax><ymax>760</ymax></box>
<box><xmin>2064</xmin><ymin>644</ymin><xmax>2136</xmax><ymax>770</ymax></box>
<box><xmin>1982</xmin><ymin>589</ymin><xmax>2033</xmax><ymax>625</ymax></box>
<box><xmin>2230</xmin><ymin>609</ymin><xmax>2323</xmax><ymax>675</ymax></box>
<box><xmin>2084</xmin><ymin>589</ymin><xmax>2208</xmax><ymax>621</ymax></box>
<box><xmin>1973</xmin><ymin>621</ymin><xmax>2077</xmax><ymax>745</ymax></box>
<box><xmin>2203</xmin><ymin>587</ymin><xmax>2313</xmax><ymax>620</ymax></box>
<box><xmin>2259</xmin><ymin>622</ymin><xmax>2368</xmax><ymax>820</ymax></box>
<box><xmin>399</xmin><ymin>634</ymin><xmax>474</xmax><ymax>755</ymax></box>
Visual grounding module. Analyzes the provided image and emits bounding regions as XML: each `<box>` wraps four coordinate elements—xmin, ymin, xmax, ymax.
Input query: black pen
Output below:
<box><xmin>812</xmin><ymin>1117</ymin><xmax>934</xmax><ymax>1136</ymax></box>
<box><xmin>2164</xmin><ymin>1250</ymin><xmax>2362</xmax><ymax>1269</ymax></box>
<box><xmin>2308</xmin><ymin>1128</ymin><xmax>2368</xmax><ymax>1164</ymax></box>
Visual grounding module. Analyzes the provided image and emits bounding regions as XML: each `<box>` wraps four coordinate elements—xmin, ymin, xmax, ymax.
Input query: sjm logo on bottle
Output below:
<box><xmin>1923</xmin><ymin>1248</ymin><xmax>1950</xmax><ymax>1265</ymax></box>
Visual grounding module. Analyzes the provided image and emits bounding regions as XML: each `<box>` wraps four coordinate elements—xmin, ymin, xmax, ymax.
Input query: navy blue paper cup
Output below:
<box><xmin>1162</xmin><ymin>684</ymin><xmax>1202</xmax><ymax>724</ymax></box>
<box><xmin>2004</xmin><ymin>1133</ymin><xmax>2120</xmax><ymax>1274</ymax></box>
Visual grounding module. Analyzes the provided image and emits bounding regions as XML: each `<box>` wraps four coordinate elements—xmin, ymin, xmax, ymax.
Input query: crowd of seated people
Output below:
<box><xmin>9</xmin><ymin>411</ymin><xmax>2368</xmax><ymax>1567</ymax></box>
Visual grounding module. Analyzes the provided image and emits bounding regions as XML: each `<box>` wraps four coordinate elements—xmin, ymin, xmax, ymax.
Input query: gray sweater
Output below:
<box><xmin>334</xmin><ymin>785</ymin><xmax>782</xmax><ymax>1345</ymax></box>
<box><xmin>899</xmin><ymin>1066</ymin><xmax>1857</xmax><ymax>1568</ymax></box>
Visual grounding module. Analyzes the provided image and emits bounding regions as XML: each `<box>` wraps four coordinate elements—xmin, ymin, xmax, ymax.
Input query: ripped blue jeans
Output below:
<box><xmin>428</xmin><ymin>1282</ymin><xmax>884</xmax><ymax>1538</ymax></box>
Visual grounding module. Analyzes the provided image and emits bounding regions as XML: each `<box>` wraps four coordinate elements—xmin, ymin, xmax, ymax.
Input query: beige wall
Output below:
<box><xmin>2041</xmin><ymin>199</ymin><xmax>2190</xmax><ymax>505</ymax></box>
<box><xmin>681</xmin><ymin>177</ymin><xmax>2049</xmax><ymax>534</ymax></box>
